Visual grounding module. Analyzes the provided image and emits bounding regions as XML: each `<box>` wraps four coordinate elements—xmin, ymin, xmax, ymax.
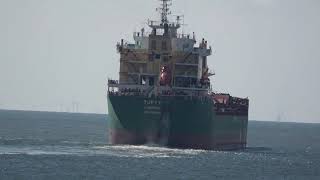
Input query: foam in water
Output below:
<box><xmin>0</xmin><ymin>144</ymin><xmax>207</xmax><ymax>158</ymax></box>
<box><xmin>94</xmin><ymin>145</ymin><xmax>207</xmax><ymax>158</ymax></box>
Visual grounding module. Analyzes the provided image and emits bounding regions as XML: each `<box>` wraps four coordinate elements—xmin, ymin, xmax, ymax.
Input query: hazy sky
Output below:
<box><xmin>0</xmin><ymin>0</ymin><xmax>319</xmax><ymax>123</ymax></box>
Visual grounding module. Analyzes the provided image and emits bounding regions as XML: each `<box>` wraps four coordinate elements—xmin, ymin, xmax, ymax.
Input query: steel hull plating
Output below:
<box><xmin>108</xmin><ymin>95</ymin><xmax>248</xmax><ymax>150</ymax></box>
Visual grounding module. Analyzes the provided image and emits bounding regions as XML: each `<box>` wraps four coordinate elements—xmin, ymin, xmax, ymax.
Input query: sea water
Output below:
<box><xmin>0</xmin><ymin>110</ymin><xmax>319</xmax><ymax>180</ymax></box>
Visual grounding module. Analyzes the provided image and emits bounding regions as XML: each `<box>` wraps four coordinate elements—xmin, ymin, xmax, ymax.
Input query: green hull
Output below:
<box><xmin>108</xmin><ymin>95</ymin><xmax>248</xmax><ymax>150</ymax></box>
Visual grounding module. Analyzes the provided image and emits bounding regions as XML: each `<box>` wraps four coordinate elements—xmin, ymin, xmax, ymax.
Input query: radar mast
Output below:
<box><xmin>157</xmin><ymin>0</ymin><xmax>172</xmax><ymax>24</ymax></box>
<box><xmin>149</xmin><ymin>0</ymin><xmax>180</xmax><ymax>36</ymax></box>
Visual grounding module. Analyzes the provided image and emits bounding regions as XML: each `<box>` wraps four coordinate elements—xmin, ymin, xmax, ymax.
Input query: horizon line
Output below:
<box><xmin>0</xmin><ymin>108</ymin><xmax>318</xmax><ymax>124</ymax></box>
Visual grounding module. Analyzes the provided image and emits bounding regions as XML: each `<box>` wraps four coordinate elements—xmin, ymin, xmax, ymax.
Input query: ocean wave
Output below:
<box><xmin>0</xmin><ymin>148</ymin><xmax>74</xmax><ymax>156</ymax></box>
<box><xmin>0</xmin><ymin>138</ymin><xmax>104</xmax><ymax>147</ymax></box>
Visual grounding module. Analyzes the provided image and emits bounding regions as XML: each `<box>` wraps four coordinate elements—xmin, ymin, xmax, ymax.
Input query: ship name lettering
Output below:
<box><xmin>144</xmin><ymin>100</ymin><xmax>161</xmax><ymax>105</ymax></box>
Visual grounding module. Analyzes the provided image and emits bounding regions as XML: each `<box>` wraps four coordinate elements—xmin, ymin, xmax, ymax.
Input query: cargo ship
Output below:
<box><xmin>107</xmin><ymin>0</ymin><xmax>249</xmax><ymax>150</ymax></box>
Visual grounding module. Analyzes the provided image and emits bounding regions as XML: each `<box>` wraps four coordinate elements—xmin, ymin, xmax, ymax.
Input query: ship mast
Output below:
<box><xmin>157</xmin><ymin>0</ymin><xmax>172</xmax><ymax>24</ymax></box>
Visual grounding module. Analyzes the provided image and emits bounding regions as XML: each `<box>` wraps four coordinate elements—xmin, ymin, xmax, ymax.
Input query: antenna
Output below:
<box><xmin>156</xmin><ymin>0</ymin><xmax>172</xmax><ymax>24</ymax></box>
<box><xmin>173</xmin><ymin>15</ymin><xmax>186</xmax><ymax>34</ymax></box>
